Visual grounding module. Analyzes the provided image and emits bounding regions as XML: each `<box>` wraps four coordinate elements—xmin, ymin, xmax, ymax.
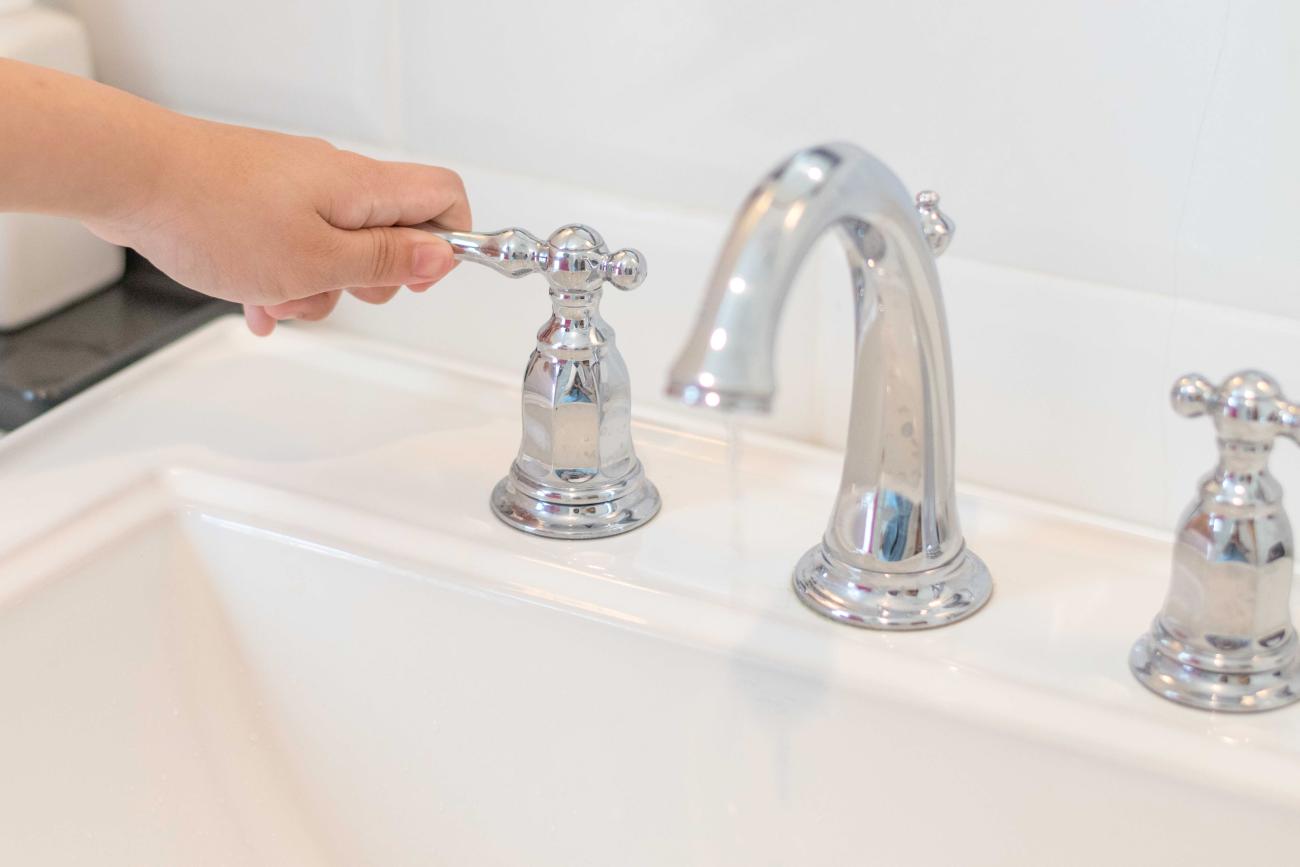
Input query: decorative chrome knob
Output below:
<box><xmin>915</xmin><ymin>190</ymin><xmax>955</xmax><ymax>256</ymax></box>
<box><xmin>1131</xmin><ymin>370</ymin><xmax>1300</xmax><ymax>712</ymax></box>
<box><xmin>419</xmin><ymin>222</ymin><xmax>660</xmax><ymax>540</ymax></box>
<box><xmin>422</xmin><ymin>224</ymin><xmax>646</xmax><ymax>292</ymax></box>
<box><xmin>1170</xmin><ymin>371</ymin><xmax>1300</xmax><ymax>444</ymax></box>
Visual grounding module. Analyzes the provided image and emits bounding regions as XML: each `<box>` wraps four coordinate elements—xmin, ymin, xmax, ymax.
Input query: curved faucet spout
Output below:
<box><xmin>668</xmin><ymin>142</ymin><xmax>991</xmax><ymax>630</ymax></box>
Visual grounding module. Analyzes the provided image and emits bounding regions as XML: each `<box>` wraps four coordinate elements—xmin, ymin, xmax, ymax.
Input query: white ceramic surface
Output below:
<box><xmin>0</xmin><ymin>318</ymin><xmax>1296</xmax><ymax>865</ymax></box>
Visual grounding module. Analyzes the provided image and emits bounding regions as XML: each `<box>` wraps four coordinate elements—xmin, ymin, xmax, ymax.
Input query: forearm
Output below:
<box><xmin>0</xmin><ymin>58</ymin><xmax>189</xmax><ymax>223</ymax></box>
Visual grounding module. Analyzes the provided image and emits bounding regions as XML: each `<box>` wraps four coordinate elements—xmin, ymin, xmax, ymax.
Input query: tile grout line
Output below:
<box><xmin>1161</xmin><ymin>0</ymin><xmax>1232</xmax><ymax>523</ymax></box>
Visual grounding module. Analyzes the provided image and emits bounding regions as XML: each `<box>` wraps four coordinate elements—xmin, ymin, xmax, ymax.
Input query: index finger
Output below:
<box><xmin>340</xmin><ymin>158</ymin><xmax>472</xmax><ymax>232</ymax></box>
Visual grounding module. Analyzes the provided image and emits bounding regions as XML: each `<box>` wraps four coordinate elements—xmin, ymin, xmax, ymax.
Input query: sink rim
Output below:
<box><xmin>4</xmin><ymin>460</ymin><xmax>1298</xmax><ymax>817</ymax></box>
<box><xmin>0</xmin><ymin>316</ymin><xmax>1297</xmax><ymax>818</ymax></box>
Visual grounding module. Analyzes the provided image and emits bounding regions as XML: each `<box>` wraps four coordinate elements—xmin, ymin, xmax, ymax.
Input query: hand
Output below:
<box><xmin>85</xmin><ymin>119</ymin><xmax>470</xmax><ymax>335</ymax></box>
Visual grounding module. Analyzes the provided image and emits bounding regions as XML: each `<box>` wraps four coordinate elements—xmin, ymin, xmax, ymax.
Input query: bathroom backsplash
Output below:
<box><xmin>44</xmin><ymin>0</ymin><xmax>1300</xmax><ymax>530</ymax></box>
<box><xmin>315</xmin><ymin>151</ymin><xmax>1300</xmax><ymax>532</ymax></box>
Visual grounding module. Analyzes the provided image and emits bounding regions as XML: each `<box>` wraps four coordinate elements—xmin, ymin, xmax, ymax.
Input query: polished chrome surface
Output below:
<box><xmin>914</xmin><ymin>190</ymin><xmax>955</xmax><ymax>256</ymax></box>
<box><xmin>422</xmin><ymin>223</ymin><xmax>660</xmax><ymax>539</ymax></box>
<box><xmin>423</xmin><ymin>225</ymin><xmax>647</xmax><ymax>291</ymax></box>
<box><xmin>667</xmin><ymin>143</ymin><xmax>991</xmax><ymax>629</ymax></box>
<box><xmin>1131</xmin><ymin>370</ymin><xmax>1300</xmax><ymax>712</ymax></box>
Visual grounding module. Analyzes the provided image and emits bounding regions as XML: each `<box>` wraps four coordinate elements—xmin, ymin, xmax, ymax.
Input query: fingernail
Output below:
<box><xmin>411</xmin><ymin>243</ymin><xmax>446</xmax><ymax>279</ymax></box>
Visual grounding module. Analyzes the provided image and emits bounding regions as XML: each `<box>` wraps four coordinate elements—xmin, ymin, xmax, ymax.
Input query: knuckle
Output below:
<box><xmin>337</xmin><ymin>148</ymin><xmax>373</xmax><ymax>177</ymax></box>
<box><xmin>439</xmin><ymin>167</ymin><xmax>466</xmax><ymax>194</ymax></box>
<box><xmin>305</xmin><ymin>135</ymin><xmax>338</xmax><ymax>154</ymax></box>
<box><xmin>257</xmin><ymin>271</ymin><xmax>295</xmax><ymax>306</ymax></box>
<box><xmin>262</xmin><ymin>298</ymin><xmax>297</xmax><ymax>318</ymax></box>
<box><xmin>299</xmin><ymin>301</ymin><xmax>330</xmax><ymax>321</ymax></box>
<box><xmin>368</xmin><ymin>230</ymin><xmax>398</xmax><ymax>282</ymax></box>
<box><xmin>294</xmin><ymin>233</ymin><xmax>342</xmax><ymax>290</ymax></box>
<box><xmin>431</xmin><ymin>168</ymin><xmax>470</xmax><ymax>228</ymax></box>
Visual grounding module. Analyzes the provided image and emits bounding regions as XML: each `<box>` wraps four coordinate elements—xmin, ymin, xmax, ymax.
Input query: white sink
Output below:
<box><xmin>0</xmin><ymin>317</ymin><xmax>1296</xmax><ymax>865</ymax></box>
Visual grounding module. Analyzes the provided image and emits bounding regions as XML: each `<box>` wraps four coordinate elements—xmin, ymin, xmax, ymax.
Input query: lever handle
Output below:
<box><xmin>915</xmin><ymin>191</ymin><xmax>955</xmax><ymax>256</ymax></box>
<box><xmin>422</xmin><ymin>226</ymin><xmax>544</xmax><ymax>279</ymax></box>
<box><xmin>1172</xmin><ymin>370</ymin><xmax>1300</xmax><ymax>446</ymax></box>
<box><xmin>417</xmin><ymin>223</ymin><xmax>646</xmax><ymax>292</ymax></box>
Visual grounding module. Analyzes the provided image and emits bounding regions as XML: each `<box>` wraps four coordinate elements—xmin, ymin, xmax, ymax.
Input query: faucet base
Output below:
<box><xmin>489</xmin><ymin>467</ymin><xmax>661</xmax><ymax>540</ymax></box>
<box><xmin>1129</xmin><ymin>624</ymin><xmax>1300</xmax><ymax>713</ymax></box>
<box><xmin>792</xmin><ymin>544</ymin><xmax>992</xmax><ymax>630</ymax></box>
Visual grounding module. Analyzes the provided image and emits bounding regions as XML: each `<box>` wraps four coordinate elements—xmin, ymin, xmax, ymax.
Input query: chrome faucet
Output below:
<box><xmin>423</xmin><ymin>223</ymin><xmax>661</xmax><ymax>539</ymax></box>
<box><xmin>1131</xmin><ymin>371</ymin><xmax>1300</xmax><ymax>712</ymax></box>
<box><xmin>668</xmin><ymin>143</ymin><xmax>992</xmax><ymax>629</ymax></box>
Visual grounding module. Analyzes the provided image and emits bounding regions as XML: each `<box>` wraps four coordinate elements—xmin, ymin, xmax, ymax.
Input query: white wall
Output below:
<box><xmin>43</xmin><ymin>0</ymin><xmax>1300</xmax><ymax>529</ymax></box>
<box><xmin>49</xmin><ymin>0</ymin><xmax>1300</xmax><ymax>314</ymax></box>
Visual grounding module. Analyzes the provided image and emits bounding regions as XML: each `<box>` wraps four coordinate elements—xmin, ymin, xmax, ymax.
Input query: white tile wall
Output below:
<box><xmin>1174</xmin><ymin>0</ymin><xmax>1300</xmax><ymax>319</ymax></box>
<box><xmin>57</xmin><ymin>0</ymin><xmax>1298</xmax><ymax>314</ymax></box>
<box><xmin>46</xmin><ymin>0</ymin><xmax>397</xmax><ymax>141</ymax></box>
<box><xmin>34</xmin><ymin>0</ymin><xmax>1300</xmax><ymax>528</ymax></box>
<box><xmin>395</xmin><ymin>0</ymin><xmax>1231</xmax><ymax>300</ymax></box>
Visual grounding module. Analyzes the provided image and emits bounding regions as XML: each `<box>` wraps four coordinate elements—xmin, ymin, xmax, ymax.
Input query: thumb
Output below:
<box><xmin>326</xmin><ymin>226</ymin><xmax>455</xmax><ymax>289</ymax></box>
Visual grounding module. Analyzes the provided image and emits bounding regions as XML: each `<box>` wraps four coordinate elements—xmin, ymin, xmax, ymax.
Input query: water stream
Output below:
<box><xmin>724</xmin><ymin>417</ymin><xmax>745</xmax><ymax>552</ymax></box>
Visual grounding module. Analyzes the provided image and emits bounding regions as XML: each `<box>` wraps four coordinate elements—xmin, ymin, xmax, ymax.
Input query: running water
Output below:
<box><xmin>725</xmin><ymin>417</ymin><xmax>745</xmax><ymax>550</ymax></box>
<box><xmin>725</xmin><ymin>417</ymin><xmax>744</xmax><ymax>499</ymax></box>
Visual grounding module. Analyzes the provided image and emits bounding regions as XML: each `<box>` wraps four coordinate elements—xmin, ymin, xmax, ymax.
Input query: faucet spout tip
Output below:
<box><xmin>665</xmin><ymin>379</ymin><xmax>772</xmax><ymax>414</ymax></box>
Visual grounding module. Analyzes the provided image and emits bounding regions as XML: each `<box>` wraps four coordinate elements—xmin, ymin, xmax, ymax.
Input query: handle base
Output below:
<box><xmin>489</xmin><ymin>465</ymin><xmax>661</xmax><ymax>540</ymax></box>
<box><xmin>1130</xmin><ymin>624</ymin><xmax>1300</xmax><ymax>712</ymax></box>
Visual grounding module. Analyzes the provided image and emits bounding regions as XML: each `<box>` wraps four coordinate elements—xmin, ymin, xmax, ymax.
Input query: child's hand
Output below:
<box><xmin>85</xmin><ymin>119</ymin><xmax>470</xmax><ymax>336</ymax></box>
<box><xmin>0</xmin><ymin>60</ymin><xmax>470</xmax><ymax>335</ymax></box>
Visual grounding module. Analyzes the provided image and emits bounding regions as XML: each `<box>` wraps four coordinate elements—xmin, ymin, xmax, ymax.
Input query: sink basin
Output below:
<box><xmin>0</xmin><ymin>317</ymin><xmax>1296</xmax><ymax>865</ymax></box>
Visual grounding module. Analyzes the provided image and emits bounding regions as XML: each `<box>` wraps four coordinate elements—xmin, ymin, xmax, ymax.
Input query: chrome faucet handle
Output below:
<box><xmin>1171</xmin><ymin>371</ymin><xmax>1300</xmax><ymax>445</ymax></box>
<box><xmin>422</xmin><ymin>222</ymin><xmax>660</xmax><ymax>540</ymax></box>
<box><xmin>915</xmin><ymin>190</ymin><xmax>955</xmax><ymax>256</ymax></box>
<box><xmin>1131</xmin><ymin>370</ymin><xmax>1300</xmax><ymax>712</ymax></box>
<box><xmin>420</xmin><ymin>224</ymin><xmax>647</xmax><ymax>292</ymax></box>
